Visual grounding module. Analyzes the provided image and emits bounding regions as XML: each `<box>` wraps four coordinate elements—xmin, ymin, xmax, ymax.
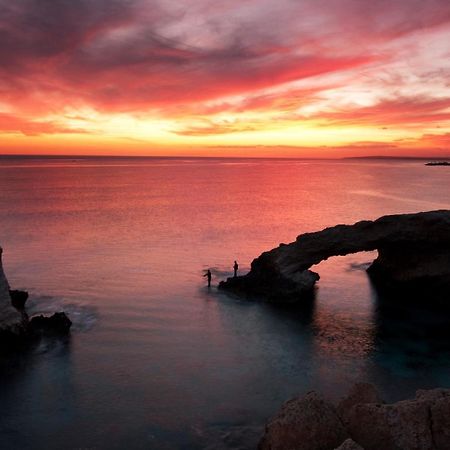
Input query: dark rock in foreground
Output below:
<box><xmin>337</xmin><ymin>382</ymin><xmax>384</xmax><ymax>427</ymax></box>
<box><xmin>258</xmin><ymin>391</ymin><xmax>348</xmax><ymax>450</ymax></box>
<box><xmin>334</xmin><ymin>439</ymin><xmax>364</xmax><ymax>450</ymax></box>
<box><xmin>259</xmin><ymin>384</ymin><xmax>450</xmax><ymax>450</ymax></box>
<box><xmin>219</xmin><ymin>210</ymin><xmax>450</xmax><ymax>303</ymax></box>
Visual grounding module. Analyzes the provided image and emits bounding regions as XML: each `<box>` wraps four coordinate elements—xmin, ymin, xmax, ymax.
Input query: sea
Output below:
<box><xmin>0</xmin><ymin>156</ymin><xmax>449</xmax><ymax>449</ymax></box>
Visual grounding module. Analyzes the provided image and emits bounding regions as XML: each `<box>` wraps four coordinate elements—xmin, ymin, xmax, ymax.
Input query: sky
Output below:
<box><xmin>0</xmin><ymin>0</ymin><xmax>449</xmax><ymax>157</ymax></box>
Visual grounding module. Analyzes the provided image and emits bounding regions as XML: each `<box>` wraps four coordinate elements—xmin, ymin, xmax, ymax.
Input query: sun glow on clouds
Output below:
<box><xmin>0</xmin><ymin>0</ymin><xmax>449</xmax><ymax>156</ymax></box>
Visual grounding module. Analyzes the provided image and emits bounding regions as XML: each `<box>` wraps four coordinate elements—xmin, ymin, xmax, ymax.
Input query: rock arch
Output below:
<box><xmin>219</xmin><ymin>210</ymin><xmax>450</xmax><ymax>303</ymax></box>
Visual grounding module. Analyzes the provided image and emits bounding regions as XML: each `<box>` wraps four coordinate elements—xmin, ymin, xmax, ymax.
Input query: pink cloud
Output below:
<box><xmin>0</xmin><ymin>0</ymin><xmax>449</xmax><ymax>137</ymax></box>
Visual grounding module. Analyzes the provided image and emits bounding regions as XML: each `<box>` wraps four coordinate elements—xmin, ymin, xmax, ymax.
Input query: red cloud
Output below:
<box><xmin>0</xmin><ymin>0</ymin><xmax>449</xmax><ymax>140</ymax></box>
<box><xmin>316</xmin><ymin>96</ymin><xmax>450</xmax><ymax>127</ymax></box>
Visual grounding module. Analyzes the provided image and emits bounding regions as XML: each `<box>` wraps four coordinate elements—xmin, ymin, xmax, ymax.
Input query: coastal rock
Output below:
<box><xmin>0</xmin><ymin>247</ymin><xmax>24</xmax><ymax>330</ymax></box>
<box><xmin>430</xmin><ymin>396</ymin><xmax>450</xmax><ymax>449</ymax></box>
<box><xmin>413</xmin><ymin>389</ymin><xmax>450</xmax><ymax>449</ymax></box>
<box><xmin>9</xmin><ymin>289</ymin><xmax>28</xmax><ymax>310</ymax></box>
<box><xmin>0</xmin><ymin>246</ymin><xmax>72</xmax><ymax>351</ymax></box>
<box><xmin>262</xmin><ymin>386</ymin><xmax>450</xmax><ymax>450</ymax></box>
<box><xmin>29</xmin><ymin>312</ymin><xmax>72</xmax><ymax>336</ymax></box>
<box><xmin>219</xmin><ymin>210</ymin><xmax>450</xmax><ymax>303</ymax></box>
<box><xmin>346</xmin><ymin>399</ymin><xmax>434</xmax><ymax>450</ymax></box>
<box><xmin>258</xmin><ymin>391</ymin><xmax>348</xmax><ymax>450</ymax></box>
<box><xmin>337</xmin><ymin>383</ymin><xmax>383</xmax><ymax>426</ymax></box>
<box><xmin>415</xmin><ymin>388</ymin><xmax>450</xmax><ymax>403</ymax></box>
<box><xmin>334</xmin><ymin>439</ymin><xmax>364</xmax><ymax>450</ymax></box>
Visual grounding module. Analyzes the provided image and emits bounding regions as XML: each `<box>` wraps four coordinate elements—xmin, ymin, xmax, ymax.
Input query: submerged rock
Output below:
<box><xmin>219</xmin><ymin>210</ymin><xmax>450</xmax><ymax>303</ymax></box>
<box><xmin>258</xmin><ymin>391</ymin><xmax>348</xmax><ymax>450</ymax></box>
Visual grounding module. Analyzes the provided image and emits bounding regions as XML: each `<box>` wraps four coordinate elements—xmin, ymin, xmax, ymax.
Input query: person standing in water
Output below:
<box><xmin>233</xmin><ymin>260</ymin><xmax>239</xmax><ymax>277</ymax></box>
<box><xmin>203</xmin><ymin>269</ymin><xmax>212</xmax><ymax>287</ymax></box>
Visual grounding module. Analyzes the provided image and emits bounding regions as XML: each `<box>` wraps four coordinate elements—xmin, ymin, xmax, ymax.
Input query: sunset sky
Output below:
<box><xmin>1</xmin><ymin>0</ymin><xmax>449</xmax><ymax>157</ymax></box>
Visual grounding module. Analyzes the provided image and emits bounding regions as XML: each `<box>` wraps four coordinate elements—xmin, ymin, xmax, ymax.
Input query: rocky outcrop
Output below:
<box><xmin>346</xmin><ymin>399</ymin><xmax>433</xmax><ymax>449</ymax></box>
<box><xmin>334</xmin><ymin>439</ymin><xmax>364</xmax><ymax>450</ymax></box>
<box><xmin>28</xmin><ymin>312</ymin><xmax>72</xmax><ymax>336</ymax></box>
<box><xmin>258</xmin><ymin>391</ymin><xmax>348</xmax><ymax>450</ymax></box>
<box><xmin>259</xmin><ymin>385</ymin><xmax>450</xmax><ymax>450</ymax></box>
<box><xmin>9</xmin><ymin>289</ymin><xmax>28</xmax><ymax>310</ymax></box>
<box><xmin>0</xmin><ymin>247</ymin><xmax>25</xmax><ymax>332</ymax></box>
<box><xmin>337</xmin><ymin>383</ymin><xmax>384</xmax><ymax>427</ymax></box>
<box><xmin>0</xmin><ymin>246</ymin><xmax>71</xmax><ymax>352</ymax></box>
<box><xmin>219</xmin><ymin>210</ymin><xmax>450</xmax><ymax>303</ymax></box>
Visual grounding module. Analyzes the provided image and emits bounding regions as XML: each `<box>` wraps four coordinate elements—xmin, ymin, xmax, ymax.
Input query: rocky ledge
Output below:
<box><xmin>259</xmin><ymin>383</ymin><xmax>450</xmax><ymax>450</ymax></box>
<box><xmin>219</xmin><ymin>210</ymin><xmax>450</xmax><ymax>303</ymax></box>
<box><xmin>0</xmin><ymin>247</ymin><xmax>72</xmax><ymax>352</ymax></box>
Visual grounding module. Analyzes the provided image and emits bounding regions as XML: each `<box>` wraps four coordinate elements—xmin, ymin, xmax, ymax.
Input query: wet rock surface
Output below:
<box><xmin>219</xmin><ymin>210</ymin><xmax>450</xmax><ymax>303</ymax></box>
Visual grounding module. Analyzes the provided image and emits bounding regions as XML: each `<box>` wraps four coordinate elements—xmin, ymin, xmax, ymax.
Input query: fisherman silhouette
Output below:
<box><xmin>233</xmin><ymin>260</ymin><xmax>239</xmax><ymax>277</ymax></box>
<box><xmin>203</xmin><ymin>269</ymin><xmax>212</xmax><ymax>287</ymax></box>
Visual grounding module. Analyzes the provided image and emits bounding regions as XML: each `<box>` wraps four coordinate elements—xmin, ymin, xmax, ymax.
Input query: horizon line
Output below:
<box><xmin>0</xmin><ymin>154</ymin><xmax>449</xmax><ymax>161</ymax></box>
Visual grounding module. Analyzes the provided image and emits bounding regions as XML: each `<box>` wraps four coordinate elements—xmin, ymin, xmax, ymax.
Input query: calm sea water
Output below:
<box><xmin>0</xmin><ymin>157</ymin><xmax>450</xmax><ymax>449</ymax></box>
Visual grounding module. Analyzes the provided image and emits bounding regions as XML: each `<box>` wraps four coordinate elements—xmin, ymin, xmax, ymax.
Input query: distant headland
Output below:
<box><xmin>425</xmin><ymin>161</ymin><xmax>450</xmax><ymax>166</ymax></box>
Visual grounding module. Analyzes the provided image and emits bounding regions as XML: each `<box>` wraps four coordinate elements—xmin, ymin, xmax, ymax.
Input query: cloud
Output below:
<box><xmin>0</xmin><ymin>0</ymin><xmax>450</xmax><ymax>151</ymax></box>
<box><xmin>315</xmin><ymin>96</ymin><xmax>450</xmax><ymax>127</ymax></box>
<box><xmin>0</xmin><ymin>113</ymin><xmax>89</xmax><ymax>136</ymax></box>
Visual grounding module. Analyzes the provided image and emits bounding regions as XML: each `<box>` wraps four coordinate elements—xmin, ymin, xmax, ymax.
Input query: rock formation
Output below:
<box><xmin>0</xmin><ymin>246</ymin><xmax>71</xmax><ymax>352</ymax></box>
<box><xmin>219</xmin><ymin>210</ymin><xmax>450</xmax><ymax>303</ymax></box>
<box><xmin>334</xmin><ymin>440</ymin><xmax>364</xmax><ymax>450</ymax></box>
<box><xmin>258</xmin><ymin>391</ymin><xmax>348</xmax><ymax>450</ymax></box>
<box><xmin>259</xmin><ymin>384</ymin><xmax>450</xmax><ymax>450</ymax></box>
<box><xmin>0</xmin><ymin>247</ymin><xmax>25</xmax><ymax>331</ymax></box>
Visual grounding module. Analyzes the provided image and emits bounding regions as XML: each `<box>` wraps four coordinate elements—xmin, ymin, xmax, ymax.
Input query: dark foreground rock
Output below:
<box><xmin>0</xmin><ymin>247</ymin><xmax>71</xmax><ymax>353</ymax></box>
<box><xmin>219</xmin><ymin>210</ymin><xmax>450</xmax><ymax>303</ymax></box>
<box><xmin>334</xmin><ymin>439</ymin><xmax>364</xmax><ymax>450</ymax></box>
<box><xmin>258</xmin><ymin>392</ymin><xmax>348</xmax><ymax>450</ymax></box>
<box><xmin>337</xmin><ymin>382</ymin><xmax>384</xmax><ymax>427</ymax></box>
<box><xmin>259</xmin><ymin>384</ymin><xmax>450</xmax><ymax>450</ymax></box>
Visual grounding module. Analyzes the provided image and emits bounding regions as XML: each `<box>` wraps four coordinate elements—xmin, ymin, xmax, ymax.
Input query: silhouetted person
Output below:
<box><xmin>203</xmin><ymin>269</ymin><xmax>212</xmax><ymax>287</ymax></box>
<box><xmin>233</xmin><ymin>260</ymin><xmax>239</xmax><ymax>277</ymax></box>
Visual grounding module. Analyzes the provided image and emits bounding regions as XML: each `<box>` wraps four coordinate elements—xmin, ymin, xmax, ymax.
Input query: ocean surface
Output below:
<box><xmin>0</xmin><ymin>156</ymin><xmax>450</xmax><ymax>449</ymax></box>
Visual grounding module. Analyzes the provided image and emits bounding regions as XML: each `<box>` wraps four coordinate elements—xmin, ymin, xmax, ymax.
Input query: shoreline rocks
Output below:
<box><xmin>9</xmin><ymin>289</ymin><xmax>28</xmax><ymax>310</ymax></box>
<box><xmin>219</xmin><ymin>210</ymin><xmax>450</xmax><ymax>304</ymax></box>
<box><xmin>0</xmin><ymin>246</ymin><xmax>72</xmax><ymax>353</ymax></box>
<box><xmin>258</xmin><ymin>391</ymin><xmax>348</xmax><ymax>450</ymax></box>
<box><xmin>259</xmin><ymin>384</ymin><xmax>450</xmax><ymax>450</ymax></box>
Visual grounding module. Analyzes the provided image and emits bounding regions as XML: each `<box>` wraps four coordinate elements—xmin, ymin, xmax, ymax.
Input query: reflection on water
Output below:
<box><xmin>0</xmin><ymin>157</ymin><xmax>449</xmax><ymax>449</ymax></box>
